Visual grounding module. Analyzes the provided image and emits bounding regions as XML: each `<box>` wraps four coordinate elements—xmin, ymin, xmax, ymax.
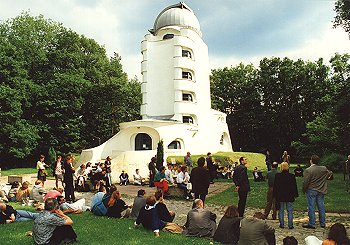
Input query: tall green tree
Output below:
<box><xmin>334</xmin><ymin>0</ymin><xmax>350</xmax><ymax>36</ymax></box>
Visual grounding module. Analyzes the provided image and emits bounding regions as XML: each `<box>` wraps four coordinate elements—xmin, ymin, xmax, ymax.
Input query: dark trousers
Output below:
<box><xmin>264</xmin><ymin>187</ymin><xmax>277</xmax><ymax>219</ymax></box>
<box><xmin>64</xmin><ymin>179</ymin><xmax>75</xmax><ymax>202</ymax></box>
<box><xmin>177</xmin><ymin>183</ymin><xmax>192</xmax><ymax>198</ymax></box>
<box><xmin>238</xmin><ymin>190</ymin><xmax>248</xmax><ymax>217</ymax></box>
<box><xmin>194</xmin><ymin>193</ymin><xmax>207</xmax><ymax>205</ymax></box>
<box><xmin>49</xmin><ymin>225</ymin><xmax>77</xmax><ymax>245</ymax></box>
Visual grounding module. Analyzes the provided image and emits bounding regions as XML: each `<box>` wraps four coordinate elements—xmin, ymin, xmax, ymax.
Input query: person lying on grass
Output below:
<box><xmin>57</xmin><ymin>196</ymin><xmax>90</xmax><ymax>214</ymax></box>
<box><xmin>0</xmin><ymin>202</ymin><xmax>39</xmax><ymax>224</ymax></box>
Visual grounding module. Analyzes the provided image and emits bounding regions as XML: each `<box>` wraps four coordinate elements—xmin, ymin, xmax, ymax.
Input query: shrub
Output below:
<box><xmin>319</xmin><ymin>153</ymin><xmax>345</xmax><ymax>172</ymax></box>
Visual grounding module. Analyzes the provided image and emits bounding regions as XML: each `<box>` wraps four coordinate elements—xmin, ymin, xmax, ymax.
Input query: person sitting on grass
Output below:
<box><xmin>44</xmin><ymin>188</ymin><xmax>64</xmax><ymax>201</ymax></box>
<box><xmin>16</xmin><ymin>181</ymin><xmax>31</xmax><ymax>203</ymax></box>
<box><xmin>294</xmin><ymin>164</ymin><xmax>304</xmax><ymax>177</ymax></box>
<box><xmin>7</xmin><ymin>181</ymin><xmax>20</xmax><ymax>202</ymax></box>
<box><xmin>253</xmin><ymin>167</ymin><xmax>265</xmax><ymax>182</ymax></box>
<box><xmin>135</xmin><ymin>195</ymin><xmax>165</xmax><ymax>237</ymax></box>
<box><xmin>154</xmin><ymin>166</ymin><xmax>169</xmax><ymax>195</ymax></box>
<box><xmin>155</xmin><ymin>190</ymin><xmax>175</xmax><ymax>222</ymax></box>
<box><xmin>32</xmin><ymin>198</ymin><xmax>78</xmax><ymax>244</ymax></box>
<box><xmin>183</xmin><ymin>199</ymin><xmax>217</xmax><ymax>238</ymax></box>
<box><xmin>130</xmin><ymin>189</ymin><xmax>146</xmax><ymax>220</ymax></box>
<box><xmin>30</xmin><ymin>180</ymin><xmax>48</xmax><ymax>203</ymax></box>
<box><xmin>0</xmin><ymin>202</ymin><xmax>39</xmax><ymax>224</ymax></box>
<box><xmin>237</xmin><ymin>211</ymin><xmax>275</xmax><ymax>245</ymax></box>
<box><xmin>106</xmin><ymin>190</ymin><xmax>131</xmax><ymax>218</ymax></box>
<box><xmin>305</xmin><ymin>223</ymin><xmax>350</xmax><ymax>245</ymax></box>
<box><xmin>57</xmin><ymin>196</ymin><xmax>90</xmax><ymax>213</ymax></box>
<box><xmin>283</xmin><ymin>236</ymin><xmax>298</xmax><ymax>245</ymax></box>
<box><xmin>213</xmin><ymin>205</ymin><xmax>241</xmax><ymax>245</ymax></box>
<box><xmin>133</xmin><ymin>169</ymin><xmax>145</xmax><ymax>186</ymax></box>
<box><xmin>119</xmin><ymin>171</ymin><xmax>129</xmax><ymax>186</ymax></box>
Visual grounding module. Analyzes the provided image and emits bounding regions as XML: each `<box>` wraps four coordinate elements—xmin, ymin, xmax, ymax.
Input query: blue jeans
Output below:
<box><xmin>16</xmin><ymin>210</ymin><xmax>39</xmax><ymax>221</ymax></box>
<box><xmin>306</xmin><ymin>189</ymin><xmax>325</xmax><ymax>227</ymax></box>
<box><xmin>278</xmin><ymin>202</ymin><xmax>293</xmax><ymax>228</ymax></box>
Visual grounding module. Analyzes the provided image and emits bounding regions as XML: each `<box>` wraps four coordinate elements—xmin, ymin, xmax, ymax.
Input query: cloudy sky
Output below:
<box><xmin>1</xmin><ymin>0</ymin><xmax>349</xmax><ymax>79</ymax></box>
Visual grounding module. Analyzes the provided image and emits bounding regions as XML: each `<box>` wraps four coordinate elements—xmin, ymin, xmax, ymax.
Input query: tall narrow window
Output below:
<box><xmin>182</xmin><ymin>93</ymin><xmax>193</xmax><ymax>102</ymax></box>
<box><xmin>182</xmin><ymin>50</ymin><xmax>192</xmax><ymax>59</ymax></box>
<box><xmin>183</xmin><ymin>116</ymin><xmax>194</xmax><ymax>124</ymax></box>
<box><xmin>135</xmin><ymin>133</ymin><xmax>152</xmax><ymax>150</ymax></box>
<box><xmin>182</xmin><ymin>71</ymin><xmax>192</xmax><ymax>80</ymax></box>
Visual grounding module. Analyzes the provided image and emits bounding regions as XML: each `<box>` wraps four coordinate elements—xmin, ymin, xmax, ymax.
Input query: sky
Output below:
<box><xmin>0</xmin><ymin>0</ymin><xmax>349</xmax><ymax>79</ymax></box>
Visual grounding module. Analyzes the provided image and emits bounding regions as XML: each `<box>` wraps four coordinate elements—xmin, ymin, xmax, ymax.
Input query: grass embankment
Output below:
<box><xmin>0</xmin><ymin>168</ymin><xmax>37</xmax><ymax>177</ymax></box>
<box><xmin>0</xmin><ymin>203</ymin><xmax>218</xmax><ymax>245</ymax></box>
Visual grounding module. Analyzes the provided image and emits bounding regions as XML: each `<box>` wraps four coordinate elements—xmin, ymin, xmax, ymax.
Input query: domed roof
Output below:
<box><xmin>150</xmin><ymin>2</ymin><xmax>201</xmax><ymax>35</ymax></box>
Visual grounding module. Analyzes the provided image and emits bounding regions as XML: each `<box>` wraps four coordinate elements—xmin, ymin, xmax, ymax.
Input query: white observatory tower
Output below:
<box><xmin>78</xmin><ymin>2</ymin><xmax>232</xmax><ymax>178</ymax></box>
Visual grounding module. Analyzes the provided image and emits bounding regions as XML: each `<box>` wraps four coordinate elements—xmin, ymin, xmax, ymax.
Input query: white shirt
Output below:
<box><xmin>177</xmin><ymin>171</ymin><xmax>190</xmax><ymax>184</ymax></box>
<box><xmin>165</xmin><ymin>169</ymin><xmax>174</xmax><ymax>184</ymax></box>
<box><xmin>36</xmin><ymin>161</ymin><xmax>46</xmax><ymax>170</ymax></box>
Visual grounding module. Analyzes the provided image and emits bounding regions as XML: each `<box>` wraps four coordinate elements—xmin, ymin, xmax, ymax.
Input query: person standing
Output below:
<box><xmin>148</xmin><ymin>157</ymin><xmax>157</xmax><ymax>187</ymax></box>
<box><xmin>190</xmin><ymin>157</ymin><xmax>210</xmax><ymax>204</ymax></box>
<box><xmin>265</xmin><ymin>150</ymin><xmax>272</xmax><ymax>171</ymax></box>
<box><xmin>302</xmin><ymin>155</ymin><xmax>333</xmax><ymax>229</ymax></box>
<box><xmin>273</xmin><ymin>162</ymin><xmax>298</xmax><ymax>229</ymax></box>
<box><xmin>37</xmin><ymin>155</ymin><xmax>48</xmax><ymax>186</ymax></box>
<box><xmin>184</xmin><ymin>152</ymin><xmax>193</xmax><ymax>172</ymax></box>
<box><xmin>53</xmin><ymin>155</ymin><xmax>65</xmax><ymax>189</ymax></box>
<box><xmin>233</xmin><ymin>157</ymin><xmax>250</xmax><ymax>217</ymax></box>
<box><xmin>64</xmin><ymin>155</ymin><xmax>76</xmax><ymax>203</ymax></box>
<box><xmin>282</xmin><ymin>151</ymin><xmax>291</xmax><ymax>164</ymax></box>
<box><xmin>206</xmin><ymin>152</ymin><xmax>216</xmax><ymax>184</ymax></box>
<box><xmin>105</xmin><ymin>156</ymin><xmax>112</xmax><ymax>186</ymax></box>
<box><xmin>264</xmin><ymin>162</ymin><xmax>278</xmax><ymax>220</ymax></box>
<box><xmin>345</xmin><ymin>155</ymin><xmax>350</xmax><ymax>192</ymax></box>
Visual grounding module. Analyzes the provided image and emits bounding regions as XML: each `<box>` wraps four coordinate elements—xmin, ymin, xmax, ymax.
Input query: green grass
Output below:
<box><xmin>168</xmin><ymin>151</ymin><xmax>266</xmax><ymax>170</ymax></box>
<box><xmin>206</xmin><ymin>172</ymin><xmax>350</xmax><ymax>213</ymax></box>
<box><xmin>0</xmin><ymin>168</ymin><xmax>37</xmax><ymax>176</ymax></box>
<box><xmin>0</xmin><ymin>203</ymin><xmax>218</xmax><ymax>245</ymax></box>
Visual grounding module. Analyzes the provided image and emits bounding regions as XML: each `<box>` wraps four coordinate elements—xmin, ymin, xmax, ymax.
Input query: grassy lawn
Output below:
<box><xmin>1</xmin><ymin>168</ymin><xmax>37</xmax><ymax>176</ymax></box>
<box><xmin>0</xmin><ymin>203</ymin><xmax>218</xmax><ymax>245</ymax></box>
<box><xmin>206</xmin><ymin>171</ymin><xmax>350</xmax><ymax>213</ymax></box>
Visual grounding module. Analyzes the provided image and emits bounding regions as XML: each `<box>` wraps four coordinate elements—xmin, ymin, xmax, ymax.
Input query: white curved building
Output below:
<box><xmin>78</xmin><ymin>3</ymin><xmax>232</xmax><ymax>178</ymax></box>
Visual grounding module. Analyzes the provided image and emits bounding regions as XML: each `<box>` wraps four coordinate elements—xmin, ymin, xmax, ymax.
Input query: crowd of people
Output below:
<box><xmin>0</xmin><ymin>152</ymin><xmax>349</xmax><ymax>245</ymax></box>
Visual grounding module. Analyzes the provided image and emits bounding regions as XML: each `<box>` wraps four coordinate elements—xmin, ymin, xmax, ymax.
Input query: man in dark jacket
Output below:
<box><xmin>64</xmin><ymin>155</ymin><xmax>75</xmax><ymax>202</ymax></box>
<box><xmin>190</xmin><ymin>157</ymin><xmax>210</xmax><ymax>204</ymax></box>
<box><xmin>233</xmin><ymin>156</ymin><xmax>250</xmax><ymax>217</ymax></box>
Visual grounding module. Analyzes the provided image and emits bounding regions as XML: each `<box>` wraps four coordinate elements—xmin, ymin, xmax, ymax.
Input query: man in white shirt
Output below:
<box><xmin>133</xmin><ymin>169</ymin><xmax>145</xmax><ymax>186</ymax></box>
<box><xmin>177</xmin><ymin>166</ymin><xmax>192</xmax><ymax>200</ymax></box>
<box><xmin>165</xmin><ymin>164</ymin><xmax>174</xmax><ymax>184</ymax></box>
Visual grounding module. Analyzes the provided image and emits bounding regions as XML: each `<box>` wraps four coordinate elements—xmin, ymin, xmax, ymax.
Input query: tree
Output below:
<box><xmin>334</xmin><ymin>0</ymin><xmax>350</xmax><ymax>36</ymax></box>
<box><xmin>156</xmin><ymin>140</ymin><xmax>164</xmax><ymax>170</ymax></box>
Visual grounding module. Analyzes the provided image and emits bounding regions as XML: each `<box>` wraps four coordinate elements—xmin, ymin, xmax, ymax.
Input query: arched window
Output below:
<box><xmin>135</xmin><ymin>133</ymin><xmax>152</xmax><ymax>150</ymax></box>
<box><xmin>168</xmin><ymin>140</ymin><xmax>181</xmax><ymax>149</ymax></box>
<box><xmin>163</xmin><ymin>34</ymin><xmax>174</xmax><ymax>40</ymax></box>
<box><xmin>183</xmin><ymin>116</ymin><xmax>194</xmax><ymax>124</ymax></box>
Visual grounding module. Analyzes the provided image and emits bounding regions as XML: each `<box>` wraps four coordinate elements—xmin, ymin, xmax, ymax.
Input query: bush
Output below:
<box><xmin>319</xmin><ymin>153</ymin><xmax>345</xmax><ymax>172</ymax></box>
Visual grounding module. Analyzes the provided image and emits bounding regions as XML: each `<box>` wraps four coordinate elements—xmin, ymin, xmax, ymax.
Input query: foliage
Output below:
<box><xmin>334</xmin><ymin>0</ymin><xmax>350</xmax><ymax>36</ymax></box>
<box><xmin>319</xmin><ymin>152</ymin><xmax>345</xmax><ymax>172</ymax></box>
<box><xmin>167</xmin><ymin>152</ymin><xmax>266</xmax><ymax>170</ymax></box>
<box><xmin>211</xmin><ymin>58</ymin><xmax>331</xmax><ymax>160</ymax></box>
<box><xmin>156</xmin><ymin>139</ymin><xmax>164</xmax><ymax>170</ymax></box>
<box><xmin>0</xmin><ymin>12</ymin><xmax>141</xmax><ymax>168</ymax></box>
